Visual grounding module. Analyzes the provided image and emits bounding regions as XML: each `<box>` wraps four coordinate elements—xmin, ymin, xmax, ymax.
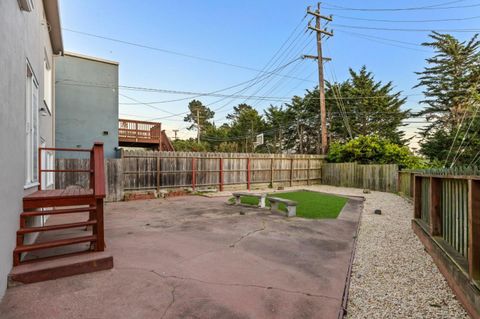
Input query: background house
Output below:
<box><xmin>55</xmin><ymin>52</ymin><xmax>119</xmax><ymax>158</ymax></box>
<box><xmin>0</xmin><ymin>0</ymin><xmax>63</xmax><ymax>298</ymax></box>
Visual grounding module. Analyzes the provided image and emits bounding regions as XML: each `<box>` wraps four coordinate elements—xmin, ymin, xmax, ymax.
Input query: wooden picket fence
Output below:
<box><xmin>121</xmin><ymin>150</ymin><xmax>325</xmax><ymax>192</ymax></box>
<box><xmin>321</xmin><ymin>162</ymin><xmax>398</xmax><ymax>192</ymax></box>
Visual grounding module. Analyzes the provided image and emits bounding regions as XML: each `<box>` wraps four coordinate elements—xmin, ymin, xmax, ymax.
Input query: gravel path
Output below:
<box><xmin>209</xmin><ymin>185</ymin><xmax>469</xmax><ymax>318</ymax></box>
<box><xmin>308</xmin><ymin>186</ymin><xmax>470</xmax><ymax>319</ymax></box>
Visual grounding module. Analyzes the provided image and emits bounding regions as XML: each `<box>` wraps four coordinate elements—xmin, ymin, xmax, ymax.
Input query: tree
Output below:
<box><xmin>326</xmin><ymin>66</ymin><xmax>409</xmax><ymax>145</ymax></box>
<box><xmin>183</xmin><ymin>100</ymin><xmax>215</xmax><ymax>142</ymax></box>
<box><xmin>327</xmin><ymin>135</ymin><xmax>426</xmax><ymax>169</ymax></box>
<box><xmin>263</xmin><ymin>105</ymin><xmax>291</xmax><ymax>153</ymax></box>
<box><xmin>415</xmin><ymin>32</ymin><xmax>480</xmax><ymax>165</ymax></box>
<box><xmin>226</xmin><ymin>104</ymin><xmax>265</xmax><ymax>153</ymax></box>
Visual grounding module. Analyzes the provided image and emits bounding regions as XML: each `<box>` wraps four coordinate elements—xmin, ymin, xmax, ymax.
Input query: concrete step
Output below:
<box><xmin>8</xmin><ymin>251</ymin><xmax>113</xmax><ymax>285</ymax></box>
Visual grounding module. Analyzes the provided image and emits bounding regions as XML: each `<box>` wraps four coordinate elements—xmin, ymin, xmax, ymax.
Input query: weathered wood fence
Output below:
<box><xmin>412</xmin><ymin>172</ymin><xmax>480</xmax><ymax>317</ymax></box>
<box><xmin>321</xmin><ymin>162</ymin><xmax>399</xmax><ymax>192</ymax></box>
<box><xmin>55</xmin><ymin>159</ymin><xmax>123</xmax><ymax>202</ymax></box>
<box><xmin>397</xmin><ymin>170</ymin><xmax>416</xmax><ymax>198</ymax></box>
<box><xmin>121</xmin><ymin>150</ymin><xmax>325</xmax><ymax>192</ymax></box>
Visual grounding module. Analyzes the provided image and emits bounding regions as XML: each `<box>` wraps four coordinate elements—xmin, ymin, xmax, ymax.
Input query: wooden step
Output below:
<box><xmin>14</xmin><ymin>235</ymin><xmax>97</xmax><ymax>254</ymax></box>
<box><xmin>9</xmin><ymin>251</ymin><xmax>113</xmax><ymax>285</ymax></box>
<box><xmin>21</xmin><ymin>206</ymin><xmax>96</xmax><ymax>218</ymax></box>
<box><xmin>17</xmin><ymin>220</ymin><xmax>97</xmax><ymax>235</ymax></box>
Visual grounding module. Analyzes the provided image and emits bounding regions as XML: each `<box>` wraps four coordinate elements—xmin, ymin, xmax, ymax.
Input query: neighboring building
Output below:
<box><xmin>119</xmin><ymin>118</ymin><xmax>175</xmax><ymax>151</ymax></box>
<box><xmin>55</xmin><ymin>52</ymin><xmax>119</xmax><ymax>158</ymax></box>
<box><xmin>0</xmin><ymin>0</ymin><xmax>63</xmax><ymax>298</ymax></box>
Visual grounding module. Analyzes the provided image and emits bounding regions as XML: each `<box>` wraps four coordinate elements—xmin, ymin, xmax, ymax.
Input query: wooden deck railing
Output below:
<box><xmin>38</xmin><ymin>142</ymin><xmax>105</xmax><ymax>198</ymax></box>
<box><xmin>118</xmin><ymin>119</ymin><xmax>161</xmax><ymax>144</ymax></box>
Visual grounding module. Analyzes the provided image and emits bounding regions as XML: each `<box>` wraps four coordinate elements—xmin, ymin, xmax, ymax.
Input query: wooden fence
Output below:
<box><xmin>398</xmin><ymin>170</ymin><xmax>416</xmax><ymax>198</ymax></box>
<box><xmin>55</xmin><ymin>159</ymin><xmax>123</xmax><ymax>202</ymax></box>
<box><xmin>321</xmin><ymin>162</ymin><xmax>398</xmax><ymax>192</ymax></box>
<box><xmin>121</xmin><ymin>150</ymin><xmax>325</xmax><ymax>192</ymax></box>
<box><xmin>412</xmin><ymin>173</ymin><xmax>480</xmax><ymax>316</ymax></box>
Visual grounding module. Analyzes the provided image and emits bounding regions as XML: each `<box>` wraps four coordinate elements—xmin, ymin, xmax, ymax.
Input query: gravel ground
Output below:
<box><xmin>209</xmin><ymin>185</ymin><xmax>470</xmax><ymax>318</ymax></box>
<box><xmin>310</xmin><ymin>186</ymin><xmax>469</xmax><ymax>319</ymax></box>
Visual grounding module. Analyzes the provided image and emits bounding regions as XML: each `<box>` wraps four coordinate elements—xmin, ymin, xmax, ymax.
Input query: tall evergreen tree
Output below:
<box><xmin>226</xmin><ymin>104</ymin><xmax>265</xmax><ymax>152</ymax></box>
<box><xmin>183</xmin><ymin>100</ymin><xmax>215</xmax><ymax>141</ymax></box>
<box><xmin>326</xmin><ymin>66</ymin><xmax>409</xmax><ymax>145</ymax></box>
<box><xmin>415</xmin><ymin>32</ymin><xmax>480</xmax><ymax>165</ymax></box>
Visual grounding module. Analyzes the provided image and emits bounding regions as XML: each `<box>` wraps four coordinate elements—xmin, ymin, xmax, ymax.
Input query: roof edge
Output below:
<box><xmin>42</xmin><ymin>0</ymin><xmax>63</xmax><ymax>54</ymax></box>
<box><xmin>64</xmin><ymin>51</ymin><xmax>120</xmax><ymax>66</ymax></box>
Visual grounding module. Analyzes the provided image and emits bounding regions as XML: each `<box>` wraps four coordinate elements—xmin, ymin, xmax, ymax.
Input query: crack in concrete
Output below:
<box><xmin>147</xmin><ymin>269</ymin><xmax>340</xmax><ymax>302</ymax></box>
<box><xmin>160</xmin><ymin>284</ymin><xmax>177</xmax><ymax>319</ymax></box>
<box><xmin>229</xmin><ymin>221</ymin><xmax>266</xmax><ymax>248</ymax></box>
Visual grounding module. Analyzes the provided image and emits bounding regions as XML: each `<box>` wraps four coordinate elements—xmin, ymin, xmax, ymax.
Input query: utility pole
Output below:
<box><xmin>196</xmin><ymin>108</ymin><xmax>201</xmax><ymax>143</ymax></box>
<box><xmin>305</xmin><ymin>3</ymin><xmax>333</xmax><ymax>155</ymax></box>
<box><xmin>173</xmin><ymin>129</ymin><xmax>179</xmax><ymax>140</ymax></box>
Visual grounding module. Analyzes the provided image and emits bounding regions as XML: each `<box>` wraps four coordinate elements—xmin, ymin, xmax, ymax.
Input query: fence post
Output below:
<box><xmin>247</xmin><ymin>158</ymin><xmax>251</xmax><ymax>190</ymax></box>
<box><xmin>192</xmin><ymin>157</ymin><xmax>196</xmax><ymax>191</ymax></box>
<box><xmin>290</xmin><ymin>158</ymin><xmax>294</xmax><ymax>187</ymax></box>
<box><xmin>156</xmin><ymin>155</ymin><xmax>161</xmax><ymax>192</ymax></box>
<box><xmin>307</xmin><ymin>158</ymin><xmax>310</xmax><ymax>186</ymax></box>
<box><xmin>219</xmin><ymin>158</ymin><xmax>223</xmax><ymax>192</ymax></box>
<box><xmin>270</xmin><ymin>158</ymin><xmax>274</xmax><ymax>187</ymax></box>
<box><xmin>468</xmin><ymin>179</ymin><xmax>480</xmax><ymax>280</ymax></box>
<box><xmin>430</xmin><ymin>177</ymin><xmax>442</xmax><ymax>236</ymax></box>
<box><xmin>413</xmin><ymin>175</ymin><xmax>422</xmax><ymax>219</ymax></box>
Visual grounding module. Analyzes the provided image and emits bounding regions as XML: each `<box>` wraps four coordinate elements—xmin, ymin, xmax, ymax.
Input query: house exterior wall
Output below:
<box><xmin>0</xmin><ymin>0</ymin><xmax>58</xmax><ymax>298</ymax></box>
<box><xmin>55</xmin><ymin>54</ymin><xmax>119</xmax><ymax>158</ymax></box>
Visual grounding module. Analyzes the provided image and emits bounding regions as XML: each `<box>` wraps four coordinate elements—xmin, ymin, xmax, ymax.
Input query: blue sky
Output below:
<box><xmin>59</xmin><ymin>0</ymin><xmax>480</xmax><ymax>144</ymax></box>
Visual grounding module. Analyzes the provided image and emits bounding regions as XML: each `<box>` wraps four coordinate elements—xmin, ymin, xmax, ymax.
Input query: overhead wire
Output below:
<box><xmin>62</xmin><ymin>28</ymin><xmax>313</xmax><ymax>83</ymax></box>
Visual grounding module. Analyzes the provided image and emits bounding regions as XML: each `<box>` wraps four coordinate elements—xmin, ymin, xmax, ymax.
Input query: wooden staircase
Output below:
<box><xmin>13</xmin><ymin>143</ymin><xmax>109</xmax><ymax>270</ymax></box>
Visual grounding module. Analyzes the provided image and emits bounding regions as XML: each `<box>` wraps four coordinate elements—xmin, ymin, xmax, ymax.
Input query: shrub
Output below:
<box><xmin>327</xmin><ymin>135</ymin><xmax>427</xmax><ymax>169</ymax></box>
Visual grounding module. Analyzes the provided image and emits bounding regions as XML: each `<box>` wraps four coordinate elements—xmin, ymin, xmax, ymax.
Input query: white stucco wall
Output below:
<box><xmin>0</xmin><ymin>0</ymin><xmax>57</xmax><ymax>298</ymax></box>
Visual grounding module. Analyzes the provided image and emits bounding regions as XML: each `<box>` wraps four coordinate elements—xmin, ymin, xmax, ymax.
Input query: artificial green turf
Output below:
<box><xmin>230</xmin><ymin>190</ymin><xmax>348</xmax><ymax>219</ymax></box>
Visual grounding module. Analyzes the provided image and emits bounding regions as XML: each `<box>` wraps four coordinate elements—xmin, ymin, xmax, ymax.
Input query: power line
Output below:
<box><xmin>323</xmin><ymin>1</ymin><xmax>480</xmax><ymax>12</ymax></box>
<box><xmin>335</xmin><ymin>14</ymin><xmax>480</xmax><ymax>23</ymax></box>
<box><xmin>62</xmin><ymin>28</ymin><xmax>313</xmax><ymax>83</ymax></box>
<box><xmin>149</xmin><ymin>58</ymin><xmax>302</xmax><ymax>121</ymax></box>
<box><xmin>333</xmin><ymin>23</ymin><xmax>480</xmax><ymax>33</ymax></box>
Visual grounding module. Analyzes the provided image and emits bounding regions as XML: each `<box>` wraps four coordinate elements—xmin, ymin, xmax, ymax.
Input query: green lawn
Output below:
<box><xmin>230</xmin><ymin>191</ymin><xmax>348</xmax><ymax>219</ymax></box>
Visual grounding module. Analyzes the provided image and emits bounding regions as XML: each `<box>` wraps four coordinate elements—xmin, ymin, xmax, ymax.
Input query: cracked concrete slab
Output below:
<box><xmin>0</xmin><ymin>192</ymin><xmax>362</xmax><ymax>319</ymax></box>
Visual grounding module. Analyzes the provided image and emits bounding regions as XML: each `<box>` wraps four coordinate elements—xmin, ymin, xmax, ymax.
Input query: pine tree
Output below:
<box><xmin>326</xmin><ymin>66</ymin><xmax>409</xmax><ymax>145</ymax></box>
<box><xmin>415</xmin><ymin>32</ymin><xmax>480</xmax><ymax>132</ymax></box>
<box><xmin>415</xmin><ymin>32</ymin><xmax>480</xmax><ymax>165</ymax></box>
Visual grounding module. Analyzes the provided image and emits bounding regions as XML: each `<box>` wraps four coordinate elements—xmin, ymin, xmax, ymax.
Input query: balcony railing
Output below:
<box><xmin>119</xmin><ymin>119</ymin><xmax>162</xmax><ymax>144</ymax></box>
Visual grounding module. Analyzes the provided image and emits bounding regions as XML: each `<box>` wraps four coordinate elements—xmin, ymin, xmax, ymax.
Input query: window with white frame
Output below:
<box><xmin>26</xmin><ymin>62</ymin><xmax>39</xmax><ymax>186</ymax></box>
<box><xmin>43</xmin><ymin>53</ymin><xmax>52</xmax><ymax>113</ymax></box>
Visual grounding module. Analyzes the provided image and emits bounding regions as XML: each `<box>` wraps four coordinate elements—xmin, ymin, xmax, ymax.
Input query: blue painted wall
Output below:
<box><xmin>55</xmin><ymin>53</ymin><xmax>119</xmax><ymax>158</ymax></box>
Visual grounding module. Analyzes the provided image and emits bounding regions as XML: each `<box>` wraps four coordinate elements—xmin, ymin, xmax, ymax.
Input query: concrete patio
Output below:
<box><xmin>0</xmin><ymin>192</ymin><xmax>362</xmax><ymax>319</ymax></box>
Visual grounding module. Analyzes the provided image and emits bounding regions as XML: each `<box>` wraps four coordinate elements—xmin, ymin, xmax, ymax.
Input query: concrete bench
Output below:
<box><xmin>232</xmin><ymin>192</ymin><xmax>267</xmax><ymax>208</ymax></box>
<box><xmin>267</xmin><ymin>196</ymin><xmax>297</xmax><ymax>217</ymax></box>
